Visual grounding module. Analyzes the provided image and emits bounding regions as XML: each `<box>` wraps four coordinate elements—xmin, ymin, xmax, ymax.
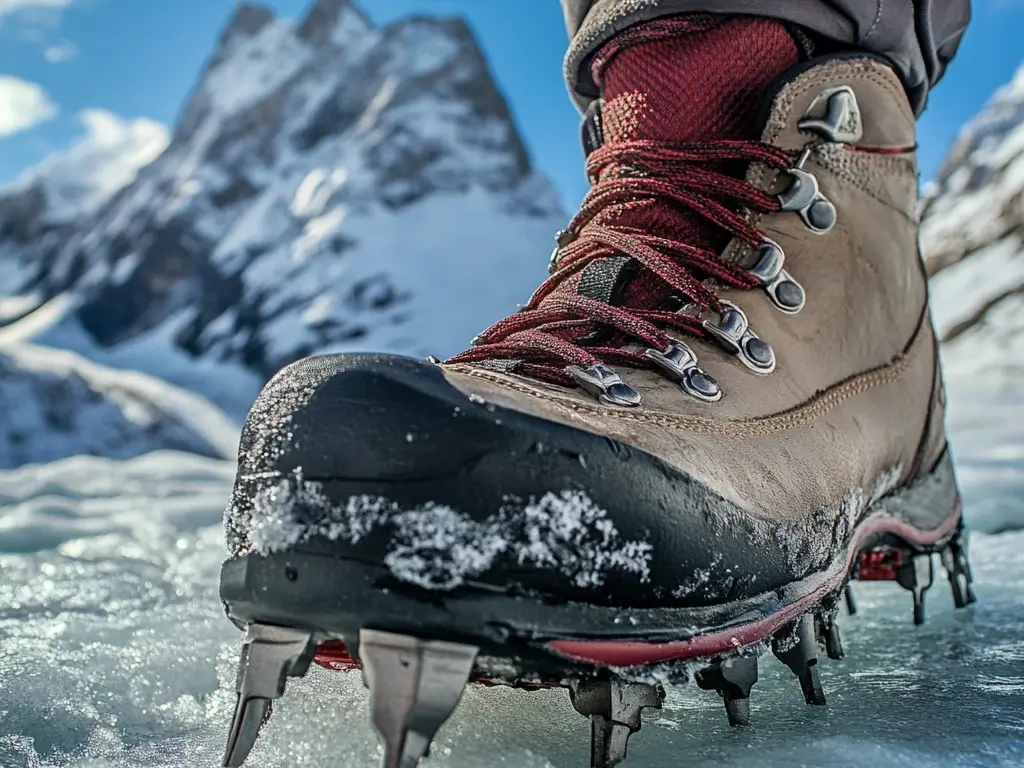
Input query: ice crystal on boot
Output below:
<box><xmin>242</xmin><ymin>472</ymin><xmax>652</xmax><ymax>590</ymax></box>
<box><xmin>776</xmin><ymin>465</ymin><xmax>905</xmax><ymax>579</ymax></box>
<box><xmin>385</xmin><ymin>504</ymin><xmax>509</xmax><ymax>590</ymax></box>
<box><xmin>510</xmin><ymin>490</ymin><xmax>654</xmax><ymax>587</ymax></box>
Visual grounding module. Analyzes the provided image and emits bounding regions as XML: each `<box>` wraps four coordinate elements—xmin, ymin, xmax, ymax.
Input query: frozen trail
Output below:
<box><xmin>1</xmin><ymin>452</ymin><xmax>1023</xmax><ymax>768</ymax></box>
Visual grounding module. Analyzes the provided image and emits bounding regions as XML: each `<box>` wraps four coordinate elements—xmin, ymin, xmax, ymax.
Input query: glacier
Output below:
<box><xmin>1</xmin><ymin>451</ymin><xmax>1023</xmax><ymax>768</ymax></box>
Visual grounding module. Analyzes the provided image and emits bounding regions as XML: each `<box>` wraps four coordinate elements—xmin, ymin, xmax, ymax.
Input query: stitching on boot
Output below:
<box><xmin>813</xmin><ymin>151</ymin><xmax>918</xmax><ymax>222</ymax></box>
<box><xmin>451</xmin><ymin>352</ymin><xmax>913</xmax><ymax>439</ymax></box>
<box><xmin>448</xmin><ymin>299</ymin><xmax>929</xmax><ymax>439</ymax></box>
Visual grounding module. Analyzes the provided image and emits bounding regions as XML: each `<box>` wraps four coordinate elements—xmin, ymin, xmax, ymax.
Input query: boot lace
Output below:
<box><xmin>447</xmin><ymin>138</ymin><xmax>796</xmax><ymax>391</ymax></box>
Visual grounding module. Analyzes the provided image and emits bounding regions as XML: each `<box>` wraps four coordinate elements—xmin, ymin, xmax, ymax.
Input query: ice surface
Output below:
<box><xmin>2</xmin><ymin>452</ymin><xmax>1023</xmax><ymax>768</ymax></box>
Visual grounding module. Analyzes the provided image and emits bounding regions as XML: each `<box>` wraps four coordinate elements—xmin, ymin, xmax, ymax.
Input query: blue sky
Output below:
<box><xmin>0</xmin><ymin>0</ymin><xmax>1022</xmax><ymax>211</ymax></box>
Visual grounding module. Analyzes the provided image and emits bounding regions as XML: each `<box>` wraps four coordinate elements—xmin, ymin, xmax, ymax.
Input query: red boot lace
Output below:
<box><xmin>447</xmin><ymin>138</ymin><xmax>795</xmax><ymax>388</ymax></box>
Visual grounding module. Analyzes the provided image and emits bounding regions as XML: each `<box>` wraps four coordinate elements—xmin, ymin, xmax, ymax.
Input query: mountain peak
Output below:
<box><xmin>0</xmin><ymin>0</ymin><xmax>563</xmax><ymax>401</ymax></box>
<box><xmin>296</xmin><ymin>0</ymin><xmax>373</xmax><ymax>46</ymax></box>
<box><xmin>203</xmin><ymin>3</ymin><xmax>278</xmax><ymax>79</ymax></box>
<box><xmin>220</xmin><ymin>3</ymin><xmax>276</xmax><ymax>46</ymax></box>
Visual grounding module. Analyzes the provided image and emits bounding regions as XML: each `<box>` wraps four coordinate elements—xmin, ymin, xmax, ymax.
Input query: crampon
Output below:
<box><xmin>218</xmin><ymin>507</ymin><xmax>974</xmax><ymax>768</ymax></box>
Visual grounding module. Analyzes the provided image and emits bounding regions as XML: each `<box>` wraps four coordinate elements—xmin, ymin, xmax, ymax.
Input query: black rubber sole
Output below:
<box><xmin>220</xmin><ymin>453</ymin><xmax>965</xmax><ymax>684</ymax></box>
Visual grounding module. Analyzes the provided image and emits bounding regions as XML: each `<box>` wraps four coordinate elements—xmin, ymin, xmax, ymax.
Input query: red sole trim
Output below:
<box><xmin>314</xmin><ymin>640</ymin><xmax>556</xmax><ymax>689</ymax></box>
<box><xmin>315</xmin><ymin>642</ymin><xmax>360</xmax><ymax>672</ymax></box>
<box><xmin>544</xmin><ymin>508</ymin><xmax>961</xmax><ymax>668</ymax></box>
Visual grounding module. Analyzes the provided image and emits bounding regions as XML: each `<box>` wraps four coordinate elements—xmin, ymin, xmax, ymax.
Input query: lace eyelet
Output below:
<box><xmin>779</xmin><ymin>164</ymin><xmax>836</xmax><ymax>235</ymax></box>
<box><xmin>566</xmin><ymin>363</ymin><xmax>642</xmax><ymax>407</ymax></box>
<box><xmin>776</xmin><ymin>85</ymin><xmax>861</xmax><ymax>235</ymax></box>
<box><xmin>703</xmin><ymin>301</ymin><xmax>776</xmax><ymax>374</ymax></box>
<box><xmin>646</xmin><ymin>339</ymin><xmax>722</xmax><ymax>403</ymax></box>
<box><xmin>749</xmin><ymin>241</ymin><xmax>806</xmax><ymax>314</ymax></box>
<box><xmin>548</xmin><ymin>229</ymin><xmax>577</xmax><ymax>274</ymax></box>
<box><xmin>798</xmin><ymin>86</ymin><xmax>863</xmax><ymax>144</ymax></box>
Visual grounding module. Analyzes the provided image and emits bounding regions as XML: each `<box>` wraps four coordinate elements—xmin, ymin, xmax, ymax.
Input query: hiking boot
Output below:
<box><xmin>218</xmin><ymin>16</ymin><xmax>973</xmax><ymax>768</ymax></box>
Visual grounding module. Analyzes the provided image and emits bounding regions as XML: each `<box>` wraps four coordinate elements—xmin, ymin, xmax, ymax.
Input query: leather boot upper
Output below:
<box><xmin>444</xmin><ymin>56</ymin><xmax>947</xmax><ymax>524</ymax></box>
<box><xmin>224</xmin><ymin>56</ymin><xmax>953</xmax><ymax>611</ymax></box>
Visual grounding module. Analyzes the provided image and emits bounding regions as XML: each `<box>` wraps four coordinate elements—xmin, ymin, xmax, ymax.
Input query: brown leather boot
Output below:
<box><xmin>219</xmin><ymin>18</ymin><xmax>974</xmax><ymax>768</ymax></box>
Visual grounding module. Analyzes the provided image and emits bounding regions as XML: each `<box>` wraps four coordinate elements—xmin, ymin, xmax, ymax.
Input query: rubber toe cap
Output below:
<box><xmin>230</xmin><ymin>353</ymin><xmax>810</xmax><ymax>610</ymax></box>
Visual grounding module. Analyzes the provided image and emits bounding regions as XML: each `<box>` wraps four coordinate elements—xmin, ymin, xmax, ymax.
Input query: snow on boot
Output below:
<box><xmin>218</xmin><ymin>16</ymin><xmax>972</xmax><ymax>767</ymax></box>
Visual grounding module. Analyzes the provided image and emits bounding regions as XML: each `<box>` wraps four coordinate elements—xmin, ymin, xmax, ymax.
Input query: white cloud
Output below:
<box><xmin>0</xmin><ymin>75</ymin><xmax>57</xmax><ymax>137</ymax></box>
<box><xmin>13</xmin><ymin>108</ymin><xmax>170</xmax><ymax>221</ymax></box>
<box><xmin>0</xmin><ymin>0</ymin><xmax>71</xmax><ymax>17</ymax></box>
<box><xmin>44</xmin><ymin>40</ymin><xmax>76</xmax><ymax>62</ymax></box>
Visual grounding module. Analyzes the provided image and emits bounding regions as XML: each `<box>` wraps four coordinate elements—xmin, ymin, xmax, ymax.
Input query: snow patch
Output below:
<box><xmin>671</xmin><ymin>553</ymin><xmax>723</xmax><ymax>600</ymax></box>
<box><xmin>290</xmin><ymin>168</ymin><xmax>346</xmax><ymax>218</ymax></box>
<box><xmin>839</xmin><ymin>464</ymin><xmax>905</xmax><ymax>531</ymax></box>
<box><xmin>385</xmin><ymin>504</ymin><xmax>509</xmax><ymax>590</ymax></box>
<box><xmin>929</xmin><ymin>235</ymin><xmax>1024</xmax><ymax>338</ymax></box>
<box><xmin>0</xmin><ymin>451</ymin><xmax>234</xmax><ymax>554</ymax></box>
<box><xmin>870</xmin><ymin>465</ymin><xmax>904</xmax><ymax>504</ymax></box>
<box><xmin>0</xmin><ymin>342</ymin><xmax>239</xmax><ymax>469</ymax></box>
<box><xmin>245</xmin><ymin>474</ymin><xmax>653</xmax><ymax>590</ymax></box>
<box><xmin>201</xmin><ymin>19</ymin><xmax>311</xmax><ymax>120</ymax></box>
<box><xmin>0</xmin><ymin>295</ymin><xmax>262</xmax><ymax>422</ymax></box>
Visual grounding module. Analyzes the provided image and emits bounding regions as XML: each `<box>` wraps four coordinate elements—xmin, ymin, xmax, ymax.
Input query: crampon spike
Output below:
<box><xmin>568</xmin><ymin>679</ymin><xmax>663</xmax><ymax>768</ymax></box>
<box><xmin>942</xmin><ymin>528</ymin><xmax>978</xmax><ymax>608</ymax></box>
<box><xmin>844</xmin><ymin>584</ymin><xmax>857</xmax><ymax>615</ymax></box>
<box><xmin>695</xmin><ymin>654</ymin><xmax>759</xmax><ymax>726</ymax></box>
<box><xmin>897</xmin><ymin>553</ymin><xmax>934</xmax><ymax>626</ymax></box>
<box><xmin>222</xmin><ymin>624</ymin><xmax>316</xmax><ymax>768</ymax></box>
<box><xmin>359</xmin><ymin>629</ymin><xmax>478</xmax><ymax>768</ymax></box>
<box><xmin>814</xmin><ymin>614</ymin><xmax>844</xmax><ymax>660</ymax></box>
<box><xmin>773</xmin><ymin>614</ymin><xmax>826</xmax><ymax>706</ymax></box>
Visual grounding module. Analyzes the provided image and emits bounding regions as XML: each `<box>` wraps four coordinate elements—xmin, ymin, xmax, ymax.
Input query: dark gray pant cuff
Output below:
<box><xmin>561</xmin><ymin>0</ymin><xmax>970</xmax><ymax>116</ymax></box>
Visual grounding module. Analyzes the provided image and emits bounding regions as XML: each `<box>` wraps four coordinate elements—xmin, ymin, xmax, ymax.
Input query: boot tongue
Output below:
<box><xmin>594</xmin><ymin>15</ymin><xmax>801</xmax><ymax>144</ymax></box>
<box><xmin>568</xmin><ymin>15</ymin><xmax>800</xmax><ymax>322</ymax></box>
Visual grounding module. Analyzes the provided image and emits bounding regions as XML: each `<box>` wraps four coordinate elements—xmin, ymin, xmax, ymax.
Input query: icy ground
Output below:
<box><xmin>1</xmin><ymin>452</ymin><xmax>1023</xmax><ymax>768</ymax></box>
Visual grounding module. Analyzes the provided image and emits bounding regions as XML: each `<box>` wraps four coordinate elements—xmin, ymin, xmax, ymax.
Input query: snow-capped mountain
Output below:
<box><xmin>0</xmin><ymin>342</ymin><xmax>237</xmax><ymax>469</ymax></box>
<box><xmin>0</xmin><ymin>0</ymin><xmax>563</xmax><ymax>385</ymax></box>
<box><xmin>921</xmin><ymin>63</ymin><xmax>1024</xmax><ymax>532</ymax></box>
<box><xmin>0</xmin><ymin>111</ymin><xmax>168</xmax><ymax>295</ymax></box>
